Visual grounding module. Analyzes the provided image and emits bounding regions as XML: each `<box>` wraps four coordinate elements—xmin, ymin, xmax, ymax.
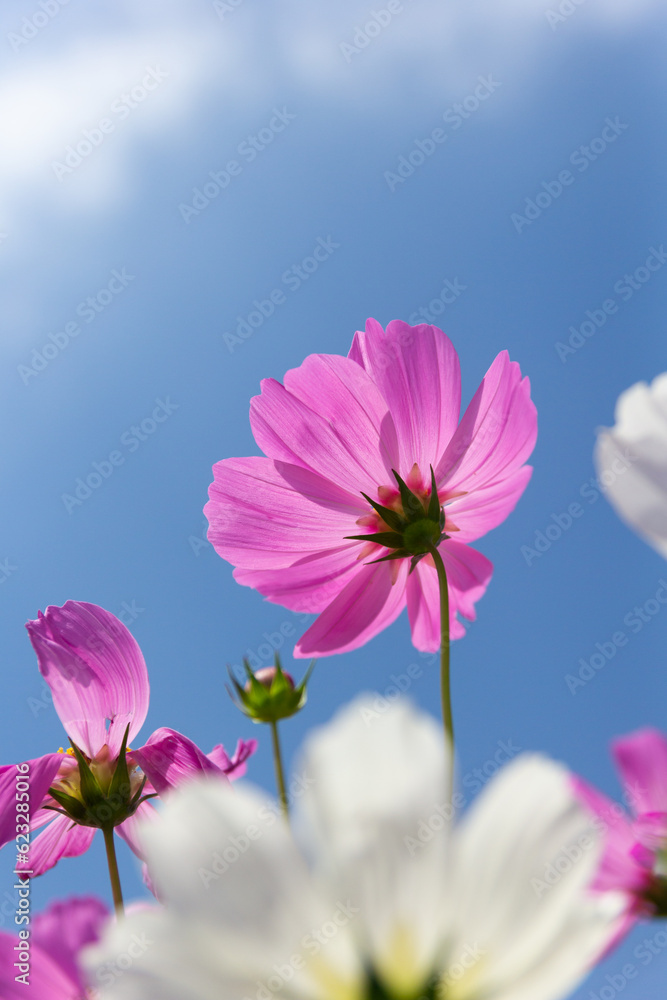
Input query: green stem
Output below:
<box><xmin>427</xmin><ymin>543</ymin><xmax>454</xmax><ymax>789</ymax></box>
<box><xmin>102</xmin><ymin>826</ymin><xmax>124</xmax><ymax>915</ymax></box>
<box><xmin>270</xmin><ymin>719</ymin><xmax>289</xmax><ymax>819</ymax></box>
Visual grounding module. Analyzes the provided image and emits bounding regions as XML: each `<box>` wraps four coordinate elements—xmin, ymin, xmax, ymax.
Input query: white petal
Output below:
<box><xmin>595</xmin><ymin>373</ymin><xmax>667</xmax><ymax>556</ymax></box>
<box><xmin>294</xmin><ymin>696</ymin><xmax>453</xmax><ymax>995</ymax></box>
<box><xmin>87</xmin><ymin>778</ymin><xmax>363</xmax><ymax>1000</ymax></box>
<box><xmin>447</xmin><ymin>755</ymin><xmax>626</xmax><ymax>1000</ymax></box>
<box><xmin>85</xmin><ymin>912</ymin><xmax>256</xmax><ymax>1000</ymax></box>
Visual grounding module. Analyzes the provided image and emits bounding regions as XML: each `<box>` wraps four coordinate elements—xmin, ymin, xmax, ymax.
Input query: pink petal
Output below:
<box><xmin>445</xmin><ymin>466</ymin><xmax>533</xmax><ymax>544</ymax></box>
<box><xmin>0</xmin><ymin>931</ymin><xmax>78</xmax><ymax>1000</ymax></box>
<box><xmin>406</xmin><ymin>542</ymin><xmax>493</xmax><ymax>652</ymax></box>
<box><xmin>26</xmin><ymin>601</ymin><xmax>150</xmax><ymax>758</ymax></box>
<box><xmin>442</xmin><ymin>539</ymin><xmax>494</xmax><ymax>623</ymax></box>
<box><xmin>20</xmin><ymin>813</ymin><xmax>95</xmax><ymax>878</ymax></box>
<box><xmin>234</xmin><ymin>544</ymin><xmax>363</xmax><ymax>613</ymax></box>
<box><xmin>250</xmin><ymin>354</ymin><xmax>398</xmax><ymax>496</ymax></box>
<box><xmin>632</xmin><ymin>812</ymin><xmax>667</xmax><ymax>853</ymax></box>
<box><xmin>294</xmin><ymin>561</ymin><xmax>409</xmax><ymax>657</ymax></box>
<box><xmin>437</xmin><ymin>350</ymin><xmax>537</xmax><ymax>494</ymax></box>
<box><xmin>206</xmin><ymin>456</ymin><xmax>360</xmax><ymax>571</ymax></box>
<box><xmin>572</xmin><ymin>776</ymin><xmax>651</xmax><ymax>895</ymax></box>
<box><xmin>406</xmin><ymin>559</ymin><xmax>442</xmax><ymax>652</ymax></box>
<box><xmin>131</xmin><ymin>728</ymin><xmax>229</xmax><ymax>795</ymax></box>
<box><xmin>33</xmin><ymin>895</ymin><xmax>109</xmax><ymax>990</ymax></box>
<box><xmin>612</xmin><ymin>728</ymin><xmax>667</xmax><ymax>816</ymax></box>
<box><xmin>141</xmin><ymin>860</ymin><xmax>161</xmax><ymax>900</ymax></box>
<box><xmin>207</xmin><ymin>738</ymin><xmax>258</xmax><ymax>780</ymax></box>
<box><xmin>349</xmin><ymin>319</ymin><xmax>461</xmax><ymax>473</ymax></box>
<box><xmin>0</xmin><ymin>754</ymin><xmax>62</xmax><ymax>849</ymax></box>
<box><xmin>116</xmin><ymin>800</ymin><xmax>159</xmax><ymax>860</ymax></box>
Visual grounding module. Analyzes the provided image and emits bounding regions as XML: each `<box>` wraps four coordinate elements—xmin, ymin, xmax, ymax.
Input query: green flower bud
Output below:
<box><xmin>228</xmin><ymin>655</ymin><xmax>315</xmax><ymax>724</ymax></box>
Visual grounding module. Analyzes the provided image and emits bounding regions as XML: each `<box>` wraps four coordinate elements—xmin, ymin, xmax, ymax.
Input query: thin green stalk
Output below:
<box><xmin>270</xmin><ymin>719</ymin><xmax>289</xmax><ymax>819</ymax></box>
<box><xmin>427</xmin><ymin>543</ymin><xmax>454</xmax><ymax>788</ymax></box>
<box><xmin>102</xmin><ymin>826</ymin><xmax>124</xmax><ymax>915</ymax></box>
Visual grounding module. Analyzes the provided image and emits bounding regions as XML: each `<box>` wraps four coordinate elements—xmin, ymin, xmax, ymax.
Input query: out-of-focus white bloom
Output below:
<box><xmin>86</xmin><ymin>698</ymin><xmax>624</xmax><ymax>1000</ymax></box>
<box><xmin>595</xmin><ymin>373</ymin><xmax>667</xmax><ymax>557</ymax></box>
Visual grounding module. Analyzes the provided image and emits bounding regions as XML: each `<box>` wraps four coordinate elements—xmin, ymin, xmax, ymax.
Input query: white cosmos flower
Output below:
<box><xmin>595</xmin><ymin>373</ymin><xmax>667</xmax><ymax>557</ymax></box>
<box><xmin>85</xmin><ymin>698</ymin><xmax>624</xmax><ymax>1000</ymax></box>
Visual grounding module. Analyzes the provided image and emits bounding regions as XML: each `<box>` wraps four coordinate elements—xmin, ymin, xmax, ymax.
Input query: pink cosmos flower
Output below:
<box><xmin>574</xmin><ymin>728</ymin><xmax>667</xmax><ymax>934</ymax></box>
<box><xmin>0</xmin><ymin>601</ymin><xmax>256</xmax><ymax>878</ymax></box>
<box><xmin>0</xmin><ymin>895</ymin><xmax>109</xmax><ymax>999</ymax></box>
<box><xmin>205</xmin><ymin>320</ymin><xmax>537</xmax><ymax>656</ymax></box>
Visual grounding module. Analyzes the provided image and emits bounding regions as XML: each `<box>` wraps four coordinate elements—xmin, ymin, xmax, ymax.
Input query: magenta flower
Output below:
<box><xmin>0</xmin><ymin>601</ymin><xmax>256</xmax><ymax>878</ymax></box>
<box><xmin>574</xmin><ymin>728</ymin><xmax>667</xmax><ymax>932</ymax></box>
<box><xmin>206</xmin><ymin>320</ymin><xmax>537</xmax><ymax>656</ymax></box>
<box><xmin>0</xmin><ymin>895</ymin><xmax>108</xmax><ymax>998</ymax></box>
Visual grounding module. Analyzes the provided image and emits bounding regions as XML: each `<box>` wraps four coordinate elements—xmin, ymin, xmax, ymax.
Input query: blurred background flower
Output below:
<box><xmin>0</xmin><ymin>895</ymin><xmax>108</xmax><ymax>998</ymax></box>
<box><xmin>87</xmin><ymin>698</ymin><xmax>626</xmax><ymax>1000</ymax></box>
<box><xmin>595</xmin><ymin>374</ymin><xmax>667</xmax><ymax>557</ymax></box>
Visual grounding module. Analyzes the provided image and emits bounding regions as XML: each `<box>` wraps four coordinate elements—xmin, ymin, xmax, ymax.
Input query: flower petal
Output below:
<box><xmin>250</xmin><ymin>354</ymin><xmax>398</xmax><ymax>496</ymax></box>
<box><xmin>572</xmin><ymin>776</ymin><xmax>648</xmax><ymax>896</ymax></box>
<box><xmin>206</xmin><ymin>739</ymin><xmax>258</xmax><ymax>780</ymax></box>
<box><xmin>445</xmin><ymin>465</ymin><xmax>533</xmax><ymax>544</ymax></box>
<box><xmin>612</xmin><ymin>728</ymin><xmax>667</xmax><ymax>816</ymax></box>
<box><xmin>294</xmin><ymin>696</ymin><xmax>451</xmax><ymax>996</ymax></box>
<box><xmin>406</xmin><ymin>542</ymin><xmax>493</xmax><ymax>652</ymax></box>
<box><xmin>437</xmin><ymin>350</ymin><xmax>537</xmax><ymax>494</ymax></box>
<box><xmin>26</xmin><ymin>601</ymin><xmax>149</xmax><ymax>758</ymax></box>
<box><xmin>0</xmin><ymin>929</ymin><xmax>79</xmax><ymax>999</ymax></box>
<box><xmin>405</xmin><ymin>559</ymin><xmax>442</xmax><ymax>651</ymax></box>
<box><xmin>88</xmin><ymin>778</ymin><xmax>362</xmax><ymax>999</ymax></box>
<box><xmin>443</xmin><ymin>539</ymin><xmax>493</xmax><ymax>622</ymax></box>
<box><xmin>117</xmin><ymin>800</ymin><xmax>159</xmax><ymax>860</ymax></box>
<box><xmin>0</xmin><ymin>754</ymin><xmax>62</xmax><ymax>849</ymax></box>
<box><xmin>632</xmin><ymin>811</ymin><xmax>667</xmax><ymax>853</ymax></box>
<box><xmin>131</xmin><ymin>729</ymin><xmax>228</xmax><ymax>795</ymax></box>
<box><xmin>594</xmin><ymin>374</ymin><xmax>667</xmax><ymax>556</ymax></box>
<box><xmin>33</xmin><ymin>895</ymin><xmax>109</xmax><ymax>991</ymax></box>
<box><xmin>451</xmin><ymin>756</ymin><xmax>626</xmax><ymax>1000</ymax></box>
<box><xmin>206</xmin><ymin>456</ymin><xmax>360</xmax><ymax>570</ymax></box>
<box><xmin>22</xmin><ymin>813</ymin><xmax>95</xmax><ymax>877</ymax></box>
<box><xmin>349</xmin><ymin>319</ymin><xmax>461</xmax><ymax>473</ymax></box>
<box><xmin>234</xmin><ymin>544</ymin><xmax>362</xmax><ymax>613</ymax></box>
<box><xmin>294</xmin><ymin>561</ymin><xmax>409</xmax><ymax>657</ymax></box>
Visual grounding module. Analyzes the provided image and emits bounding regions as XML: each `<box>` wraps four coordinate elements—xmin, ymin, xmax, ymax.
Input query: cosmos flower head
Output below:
<box><xmin>206</xmin><ymin>319</ymin><xmax>537</xmax><ymax>657</ymax></box>
<box><xmin>0</xmin><ymin>600</ymin><xmax>255</xmax><ymax>878</ymax></box>
<box><xmin>575</xmin><ymin>727</ymin><xmax>667</xmax><ymax>936</ymax></box>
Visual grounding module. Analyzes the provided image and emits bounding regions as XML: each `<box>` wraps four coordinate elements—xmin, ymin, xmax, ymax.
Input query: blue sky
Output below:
<box><xmin>1</xmin><ymin>0</ymin><xmax>667</xmax><ymax>995</ymax></box>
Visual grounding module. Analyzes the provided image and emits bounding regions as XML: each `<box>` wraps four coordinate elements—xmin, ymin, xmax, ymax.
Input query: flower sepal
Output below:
<box><xmin>46</xmin><ymin>724</ymin><xmax>154</xmax><ymax>830</ymax></box>
<box><xmin>228</xmin><ymin>655</ymin><xmax>315</xmax><ymax>724</ymax></box>
<box><xmin>347</xmin><ymin>466</ymin><xmax>446</xmax><ymax>573</ymax></box>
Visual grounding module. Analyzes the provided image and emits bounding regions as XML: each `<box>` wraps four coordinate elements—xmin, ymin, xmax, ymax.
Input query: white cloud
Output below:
<box><xmin>0</xmin><ymin>18</ymin><xmax>233</xmax><ymax>224</ymax></box>
<box><xmin>0</xmin><ymin>0</ymin><xmax>661</xmax><ymax>228</ymax></box>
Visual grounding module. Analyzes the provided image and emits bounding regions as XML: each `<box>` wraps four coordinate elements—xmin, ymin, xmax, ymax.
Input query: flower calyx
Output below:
<box><xmin>228</xmin><ymin>655</ymin><xmax>315</xmax><ymax>724</ymax></box>
<box><xmin>644</xmin><ymin>872</ymin><xmax>667</xmax><ymax>918</ymax></box>
<box><xmin>348</xmin><ymin>466</ymin><xmax>447</xmax><ymax>574</ymax></box>
<box><xmin>46</xmin><ymin>724</ymin><xmax>155</xmax><ymax>831</ymax></box>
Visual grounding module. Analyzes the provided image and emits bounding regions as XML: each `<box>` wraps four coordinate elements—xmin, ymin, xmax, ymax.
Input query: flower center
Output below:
<box><xmin>347</xmin><ymin>464</ymin><xmax>460</xmax><ymax>574</ymax></box>
<box><xmin>365</xmin><ymin>968</ymin><xmax>440</xmax><ymax>1000</ymax></box>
